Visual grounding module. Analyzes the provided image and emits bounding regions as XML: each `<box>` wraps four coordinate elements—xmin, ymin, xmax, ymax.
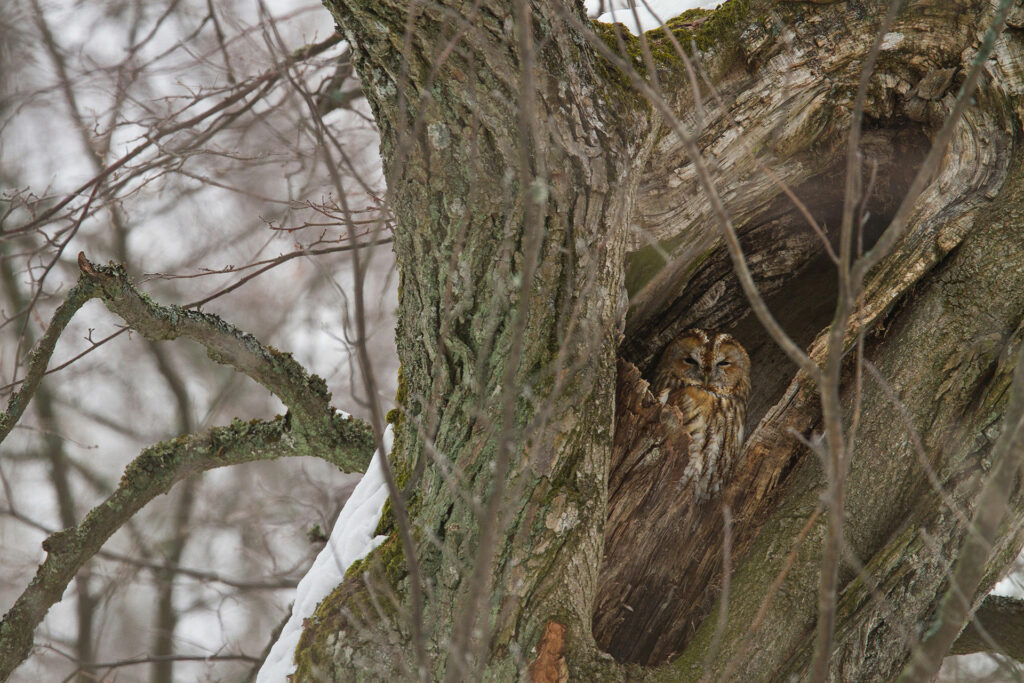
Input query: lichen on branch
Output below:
<box><xmin>0</xmin><ymin>253</ymin><xmax>378</xmax><ymax>679</ymax></box>
<box><xmin>76</xmin><ymin>252</ymin><xmax>340</xmax><ymax>432</ymax></box>
<box><xmin>0</xmin><ymin>413</ymin><xmax>374</xmax><ymax>680</ymax></box>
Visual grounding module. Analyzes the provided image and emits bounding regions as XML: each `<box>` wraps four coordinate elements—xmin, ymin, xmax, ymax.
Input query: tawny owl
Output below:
<box><xmin>653</xmin><ymin>328</ymin><xmax>750</xmax><ymax>502</ymax></box>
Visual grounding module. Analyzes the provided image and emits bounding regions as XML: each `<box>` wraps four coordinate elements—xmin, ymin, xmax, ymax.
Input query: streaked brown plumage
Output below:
<box><xmin>653</xmin><ymin>328</ymin><xmax>750</xmax><ymax>502</ymax></box>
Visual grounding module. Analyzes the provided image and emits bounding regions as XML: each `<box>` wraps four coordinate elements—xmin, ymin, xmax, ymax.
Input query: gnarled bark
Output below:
<box><xmin>599</xmin><ymin>0</ymin><xmax>1024</xmax><ymax>675</ymax></box>
<box><xmin>294</xmin><ymin>1</ymin><xmax>654</xmax><ymax>679</ymax></box>
<box><xmin>290</xmin><ymin>0</ymin><xmax>1024</xmax><ymax>680</ymax></box>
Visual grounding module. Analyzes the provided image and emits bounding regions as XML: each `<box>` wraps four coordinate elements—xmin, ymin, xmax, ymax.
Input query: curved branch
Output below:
<box><xmin>76</xmin><ymin>253</ymin><xmax>335</xmax><ymax>431</ymax></box>
<box><xmin>0</xmin><ymin>276</ymin><xmax>97</xmax><ymax>444</ymax></box>
<box><xmin>5</xmin><ymin>253</ymin><xmax>373</xmax><ymax>468</ymax></box>
<box><xmin>950</xmin><ymin>594</ymin><xmax>1024</xmax><ymax>662</ymax></box>
<box><xmin>0</xmin><ymin>412</ymin><xmax>374</xmax><ymax>680</ymax></box>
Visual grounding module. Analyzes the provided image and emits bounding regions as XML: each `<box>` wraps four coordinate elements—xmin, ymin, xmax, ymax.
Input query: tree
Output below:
<box><xmin>4</xmin><ymin>0</ymin><xmax>1024</xmax><ymax>680</ymax></box>
<box><xmin>294</xmin><ymin>0</ymin><xmax>1024</xmax><ymax>678</ymax></box>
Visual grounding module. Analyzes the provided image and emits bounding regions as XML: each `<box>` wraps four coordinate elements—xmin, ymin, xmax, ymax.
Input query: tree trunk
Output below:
<box><xmin>293</xmin><ymin>1</ymin><xmax>654</xmax><ymax>679</ymax></box>
<box><xmin>291</xmin><ymin>0</ymin><xmax>1024</xmax><ymax>679</ymax></box>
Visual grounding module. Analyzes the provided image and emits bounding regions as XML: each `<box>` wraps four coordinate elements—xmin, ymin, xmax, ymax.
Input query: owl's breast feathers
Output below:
<box><xmin>665</xmin><ymin>384</ymin><xmax>747</xmax><ymax>502</ymax></box>
<box><xmin>651</xmin><ymin>328</ymin><xmax>750</xmax><ymax>502</ymax></box>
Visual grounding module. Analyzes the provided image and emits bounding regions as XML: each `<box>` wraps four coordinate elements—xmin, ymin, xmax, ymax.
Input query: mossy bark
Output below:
<box><xmin>676</xmin><ymin>142</ymin><xmax>1024</xmax><ymax>680</ymax></box>
<box><xmin>297</xmin><ymin>1</ymin><xmax>654</xmax><ymax>679</ymax></box>
<box><xmin>294</xmin><ymin>0</ymin><xmax>1024</xmax><ymax>680</ymax></box>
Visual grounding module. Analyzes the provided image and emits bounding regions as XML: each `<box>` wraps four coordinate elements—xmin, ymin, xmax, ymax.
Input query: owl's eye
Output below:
<box><xmin>684</xmin><ymin>357</ymin><xmax>699</xmax><ymax>366</ymax></box>
<box><xmin>716</xmin><ymin>360</ymin><xmax>731</xmax><ymax>367</ymax></box>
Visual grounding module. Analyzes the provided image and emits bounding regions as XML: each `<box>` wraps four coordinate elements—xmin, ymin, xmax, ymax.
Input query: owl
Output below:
<box><xmin>652</xmin><ymin>328</ymin><xmax>750</xmax><ymax>502</ymax></box>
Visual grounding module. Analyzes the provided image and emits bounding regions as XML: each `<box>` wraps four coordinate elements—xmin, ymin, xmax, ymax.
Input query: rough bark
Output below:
<box><xmin>295</xmin><ymin>1</ymin><xmax>653</xmax><ymax>679</ymax></box>
<box><xmin>603</xmin><ymin>0</ymin><xmax>1024</xmax><ymax>675</ymax></box>
<box><xmin>593</xmin><ymin>360</ymin><xmax>698</xmax><ymax>664</ymax></box>
<box><xmin>291</xmin><ymin>0</ymin><xmax>1024</xmax><ymax>680</ymax></box>
<box><xmin>674</xmin><ymin>144</ymin><xmax>1024</xmax><ymax>681</ymax></box>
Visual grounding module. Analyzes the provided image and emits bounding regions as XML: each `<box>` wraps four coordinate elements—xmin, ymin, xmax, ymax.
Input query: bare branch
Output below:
<box><xmin>0</xmin><ymin>412</ymin><xmax>373</xmax><ymax>681</ymax></box>
<box><xmin>2</xmin><ymin>506</ymin><xmax>301</xmax><ymax>591</ymax></box>
<box><xmin>950</xmin><ymin>594</ymin><xmax>1024</xmax><ymax>662</ymax></box>
<box><xmin>9</xmin><ymin>33</ymin><xmax>343</xmax><ymax>237</ymax></box>
<box><xmin>76</xmin><ymin>253</ymin><xmax>341</xmax><ymax>433</ymax></box>
<box><xmin>0</xmin><ymin>276</ymin><xmax>97</xmax><ymax>444</ymax></box>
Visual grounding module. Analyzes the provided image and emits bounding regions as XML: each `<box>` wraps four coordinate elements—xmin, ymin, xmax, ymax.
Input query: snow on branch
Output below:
<box><xmin>257</xmin><ymin>425</ymin><xmax>393</xmax><ymax>683</ymax></box>
<box><xmin>0</xmin><ymin>413</ymin><xmax>375</xmax><ymax>680</ymax></box>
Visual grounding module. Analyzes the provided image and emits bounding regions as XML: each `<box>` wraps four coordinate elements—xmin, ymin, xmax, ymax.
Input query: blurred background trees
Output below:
<box><xmin>0</xmin><ymin>1</ymin><xmax>396</xmax><ymax>679</ymax></box>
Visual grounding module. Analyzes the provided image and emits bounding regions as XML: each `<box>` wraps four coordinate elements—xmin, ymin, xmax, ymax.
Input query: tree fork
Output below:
<box><xmin>294</xmin><ymin>0</ymin><xmax>1024</xmax><ymax>679</ymax></box>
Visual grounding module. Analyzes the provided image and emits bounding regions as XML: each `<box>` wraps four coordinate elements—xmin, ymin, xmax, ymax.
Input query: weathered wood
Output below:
<box><xmin>601</xmin><ymin>1</ymin><xmax>1022</xmax><ymax>676</ymax></box>
<box><xmin>593</xmin><ymin>359</ymin><xmax>700</xmax><ymax>664</ymax></box>
<box><xmin>289</xmin><ymin>0</ymin><xmax>1024</xmax><ymax>679</ymax></box>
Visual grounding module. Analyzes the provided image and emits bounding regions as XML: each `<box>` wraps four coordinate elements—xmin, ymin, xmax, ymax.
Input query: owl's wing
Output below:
<box><xmin>651</xmin><ymin>366</ymin><xmax>671</xmax><ymax>395</ymax></box>
<box><xmin>651</xmin><ymin>365</ymin><xmax>681</xmax><ymax>406</ymax></box>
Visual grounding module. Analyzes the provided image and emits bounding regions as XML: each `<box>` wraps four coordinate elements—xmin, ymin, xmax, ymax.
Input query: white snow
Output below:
<box><xmin>594</xmin><ymin>0</ymin><xmax>722</xmax><ymax>35</ymax></box>
<box><xmin>256</xmin><ymin>425</ymin><xmax>393</xmax><ymax>682</ymax></box>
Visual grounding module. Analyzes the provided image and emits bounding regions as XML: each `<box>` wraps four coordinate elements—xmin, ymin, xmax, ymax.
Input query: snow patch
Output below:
<box><xmin>594</xmin><ymin>0</ymin><xmax>721</xmax><ymax>36</ymax></box>
<box><xmin>992</xmin><ymin>547</ymin><xmax>1024</xmax><ymax>598</ymax></box>
<box><xmin>256</xmin><ymin>425</ymin><xmax>393</xmax><ymax>682</ymax></box>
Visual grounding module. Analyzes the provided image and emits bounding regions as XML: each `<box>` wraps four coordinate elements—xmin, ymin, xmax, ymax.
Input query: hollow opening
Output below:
<box><xmin>622</xmin><ymin>124</ymin><xmax>931</xmax><ymax>430</ymax></box>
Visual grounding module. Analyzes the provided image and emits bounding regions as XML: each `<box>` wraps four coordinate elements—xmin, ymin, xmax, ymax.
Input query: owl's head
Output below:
<box><xmin>659</xmin><ymin>328</ymin><xmax>750</xmax><ymax>399</ymax></box>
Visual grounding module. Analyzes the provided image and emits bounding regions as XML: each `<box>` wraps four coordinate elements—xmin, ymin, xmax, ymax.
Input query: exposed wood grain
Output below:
<box><xmin>595</xmin><ymin>359</ymin><xmax>718</xmax><ymax>664</ymax></box>
<box><xmin>597</xmin><ymin>0</ymin><xmax>1021</xmax><ymax>674</ymax></box>
<box><xmin>527</xmin><ymin>621</ymin><xmax>569</xmax><ymax>683</ymax></box>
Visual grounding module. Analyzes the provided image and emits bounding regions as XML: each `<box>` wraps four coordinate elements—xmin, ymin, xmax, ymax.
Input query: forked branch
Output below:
<box><xmin>0</xmin><ymin>253</ymin><xmax>377</xmax><ymax>678</ymax></box>
<box><xmin>76</xmin><ymin>253</ymin><xmax>340</xmax><ymax>432</ymax></box>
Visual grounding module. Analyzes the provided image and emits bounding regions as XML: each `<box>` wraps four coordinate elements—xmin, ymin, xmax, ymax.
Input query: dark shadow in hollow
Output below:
<box><xmin>622</xmin><ymin>125</ymin><xmax>930</xmax><ymax>432</ymax></box>
<box><xmin>595</xmin><ymin>123</ymin><xmax>931</xmax><ymax>667</ymax></box>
